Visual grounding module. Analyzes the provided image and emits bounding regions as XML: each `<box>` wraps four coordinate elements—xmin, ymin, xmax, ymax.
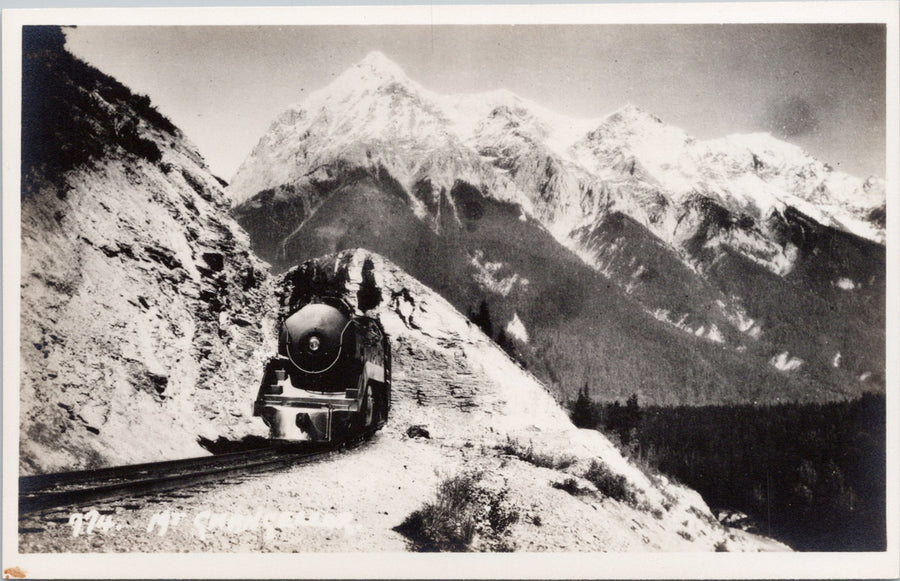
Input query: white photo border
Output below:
<box><xmin>2</xmin><ymin>2</ymin><xmax>898</xmax><ymax>578</ymax></box>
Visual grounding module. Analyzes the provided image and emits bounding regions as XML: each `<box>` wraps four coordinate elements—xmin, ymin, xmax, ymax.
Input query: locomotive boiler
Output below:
<box><xmin>253</xmin><ymin>297</ymin><xmax>391</xmax><ymax>442</ymax></box>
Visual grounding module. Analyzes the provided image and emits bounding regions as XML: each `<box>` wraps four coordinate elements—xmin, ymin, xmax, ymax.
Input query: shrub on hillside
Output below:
<box><xmin>396</xmin><ymin>473</ymin><xmax>478</xmax><ymax>551</ymax></box>
<box><xmin>551</xmin><ymin>477</ymin><xmax>589</xmax><ymax>497</ymax></box>
<box><xmin>583</xmin><ymin>460</ymin><xmax>639</xmax><ymax>506</ymax></box>
<box><xmin>120</xmin><ymin>126</ymin><xmax>163</xmax><ymax>164</ymax></box>
<box><xmin>396</xmin><ymin>472</ymin><xmax>520</xmax><ymax>552</ymax></box>
<box><xmin>497</xmin><ymin>437</ymin><xmax>576</xmax><ymax>470</ymax></box>
<box><xmin>22</xmin><ymin>25</ymin><xmax>175</xmax><ymax>196</ymax></box>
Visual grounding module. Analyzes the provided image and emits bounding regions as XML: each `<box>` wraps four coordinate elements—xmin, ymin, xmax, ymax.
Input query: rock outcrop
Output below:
<box><xmin>19</xmin><ymin>27</ymin><xmax>275</xmax><ymax>474</ymax></box>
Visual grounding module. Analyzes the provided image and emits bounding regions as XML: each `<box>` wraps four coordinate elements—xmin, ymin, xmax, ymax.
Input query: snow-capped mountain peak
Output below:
<box><xmin>228</xmin><ymin>52</ymin><xmax>468</xmax><ymax>206</ymax></box>
<box><xmin>586</xmin><ymin>103</ymin><xmax>689</xmax><ymax>149</ymax></box>
<box><xmin>311</xmin><ymin>51</ymin><xmax>421</xmax><ymax>102</ymax></box>
<box><xmin>693</xmin><ymin>131</ymin><xmax>886</xmax><ymax>242</ymax></box>
<box><xmin>355</xmin><ymin>50</ymin><xmax>410</xmax><ymax>79</ymax></box>
<box><xmin>229</xmin><ymin>55</ymin><xmax>884</xmax><ymax>250</ymax></box>
<box><xmin>298</xmin><ymin>51</ymin><xmax>432</xmax><ymax>115</ymax></box>
<box><xmin>605</xmin><ymin>103</ymin><xmax>665</xmax><ymax>126</ymax></box>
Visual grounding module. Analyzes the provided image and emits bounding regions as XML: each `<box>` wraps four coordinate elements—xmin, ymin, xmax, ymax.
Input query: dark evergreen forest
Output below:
<box><xmin>572</xmin><ymin>391</ymin><xmax>886</xmax><ymax>551</ymax></box>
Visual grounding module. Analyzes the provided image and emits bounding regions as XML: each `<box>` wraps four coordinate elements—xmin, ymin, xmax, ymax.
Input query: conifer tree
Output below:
<box><xmin>357</xmin><ymin>257</ymin><xmax>382</xmax><ymax>311</ymax></box>
<box><xmin>469</xmin><ymin>299</ymin><xmax>493</xmax><ymax>337</ymax></box>
<box><xmin>570</xmin><ymin>383</ymin><xmax>595</xmax><ymax>428</ymax></box>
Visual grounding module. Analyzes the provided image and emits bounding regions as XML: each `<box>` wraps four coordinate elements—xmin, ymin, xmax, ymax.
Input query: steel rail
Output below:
<box><xmin>19</xmin><ymin>447</ymin><xmax>280</xmax><ymax>493</ymax></box>
<box><xmin>18</xmin><ymin>432</ymin><xmax>375</xmax><ymax>516</ymax></box>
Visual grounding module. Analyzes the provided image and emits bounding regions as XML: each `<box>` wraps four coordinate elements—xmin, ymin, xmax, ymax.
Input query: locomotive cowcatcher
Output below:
<box><xmin>253</xmin><ymin>296</ymin><xmax>391</xmax><ymax>442</ymax></box>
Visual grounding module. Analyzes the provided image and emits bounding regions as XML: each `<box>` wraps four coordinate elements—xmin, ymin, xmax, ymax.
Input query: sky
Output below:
<box><xmin>63</xmin><ymin>24</ymin><xmax>887</xmax><ymax>181</ymax></box>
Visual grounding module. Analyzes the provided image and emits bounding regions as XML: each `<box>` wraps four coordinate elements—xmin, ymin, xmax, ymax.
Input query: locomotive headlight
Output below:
<box><xmin>308</xmin><ymin>336</ymin><xmax>321</xmax><ymax>352</ymax></box>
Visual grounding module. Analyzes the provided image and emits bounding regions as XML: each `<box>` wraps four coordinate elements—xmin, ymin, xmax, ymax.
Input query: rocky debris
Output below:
<box><xmin>716</xmin><ymin>510</ymin><xmax>762</xmax><ymax>534</ymax></box>
<box><xmin>19</xmin><ymin>31</ymin><xmax>275</xmax><ymax>474</ymax></box>
<box><xmin>405</xmin><ymin>425</ymin><xmax>431</xmax><ymax>439</ymax></box>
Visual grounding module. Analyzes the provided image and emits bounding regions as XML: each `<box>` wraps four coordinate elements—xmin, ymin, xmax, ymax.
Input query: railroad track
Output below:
<box><xmin>19</xmin><ymin>433</ymin><xmax>374</xmax><ymax>515</ymax></box>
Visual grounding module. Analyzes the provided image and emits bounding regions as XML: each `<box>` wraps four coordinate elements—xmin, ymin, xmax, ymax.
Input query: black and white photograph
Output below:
<box><xmin>2</xmin><ymin>3</ymin><xmax>898</xmax><ymax>578</ymax></box>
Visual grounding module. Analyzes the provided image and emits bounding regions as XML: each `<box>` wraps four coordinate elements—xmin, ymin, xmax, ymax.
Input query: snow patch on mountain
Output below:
<box><xmin>719</xmin><ymin>301</ymin><xmax>763</xmax><ymax>340</ymax></box>
<box><xmin>769</xmin><ymin>352</ymin><xmax>804</xmax><ymax>372</ymax></box>
<box><xmin>703</xmin><ymin>226</ymin><xmax>799</xmax><ymax>277</ymax></box>
<box><xmin>649</xmin><ymin>309</ymin><xmax>725</xmax><ymax>344</ymax></box>
<box><xmin>835</xmin><ymin>278</ymin><xmax>857</xmax><ymax>291</ymax></box>
<box><xmin>506</xmin><ymin>312</ymin><xmax>530</xmax><ymax>343</ymax></box>
<box><xmin>470</xmin><ymin>250</ymin><xmax>529</xmax><ymax>296</ymax></box>
<box><xmin>706</xmin><ymin>324</ymin><xmax>725</xmax><ymax>343</ymax></box>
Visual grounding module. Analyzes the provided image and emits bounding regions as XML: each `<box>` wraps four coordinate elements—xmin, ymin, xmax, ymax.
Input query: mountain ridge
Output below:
<box><xmin>229</xmin><ymin>51</ymin><xmax>884</xmax><ymax>247</ymax></box>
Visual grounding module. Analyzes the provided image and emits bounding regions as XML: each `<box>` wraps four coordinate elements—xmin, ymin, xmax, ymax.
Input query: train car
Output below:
<box><xmin>253</xmin><ymin>297</ymin><xmax>391</xmax><ymax>443</ymax></box>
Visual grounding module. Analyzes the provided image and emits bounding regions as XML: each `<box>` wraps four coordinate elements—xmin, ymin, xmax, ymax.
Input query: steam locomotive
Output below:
<box><xmin>252</xmin><ymin>297</ymin><xmax>391</xmax><ymax>442</ymax></box>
